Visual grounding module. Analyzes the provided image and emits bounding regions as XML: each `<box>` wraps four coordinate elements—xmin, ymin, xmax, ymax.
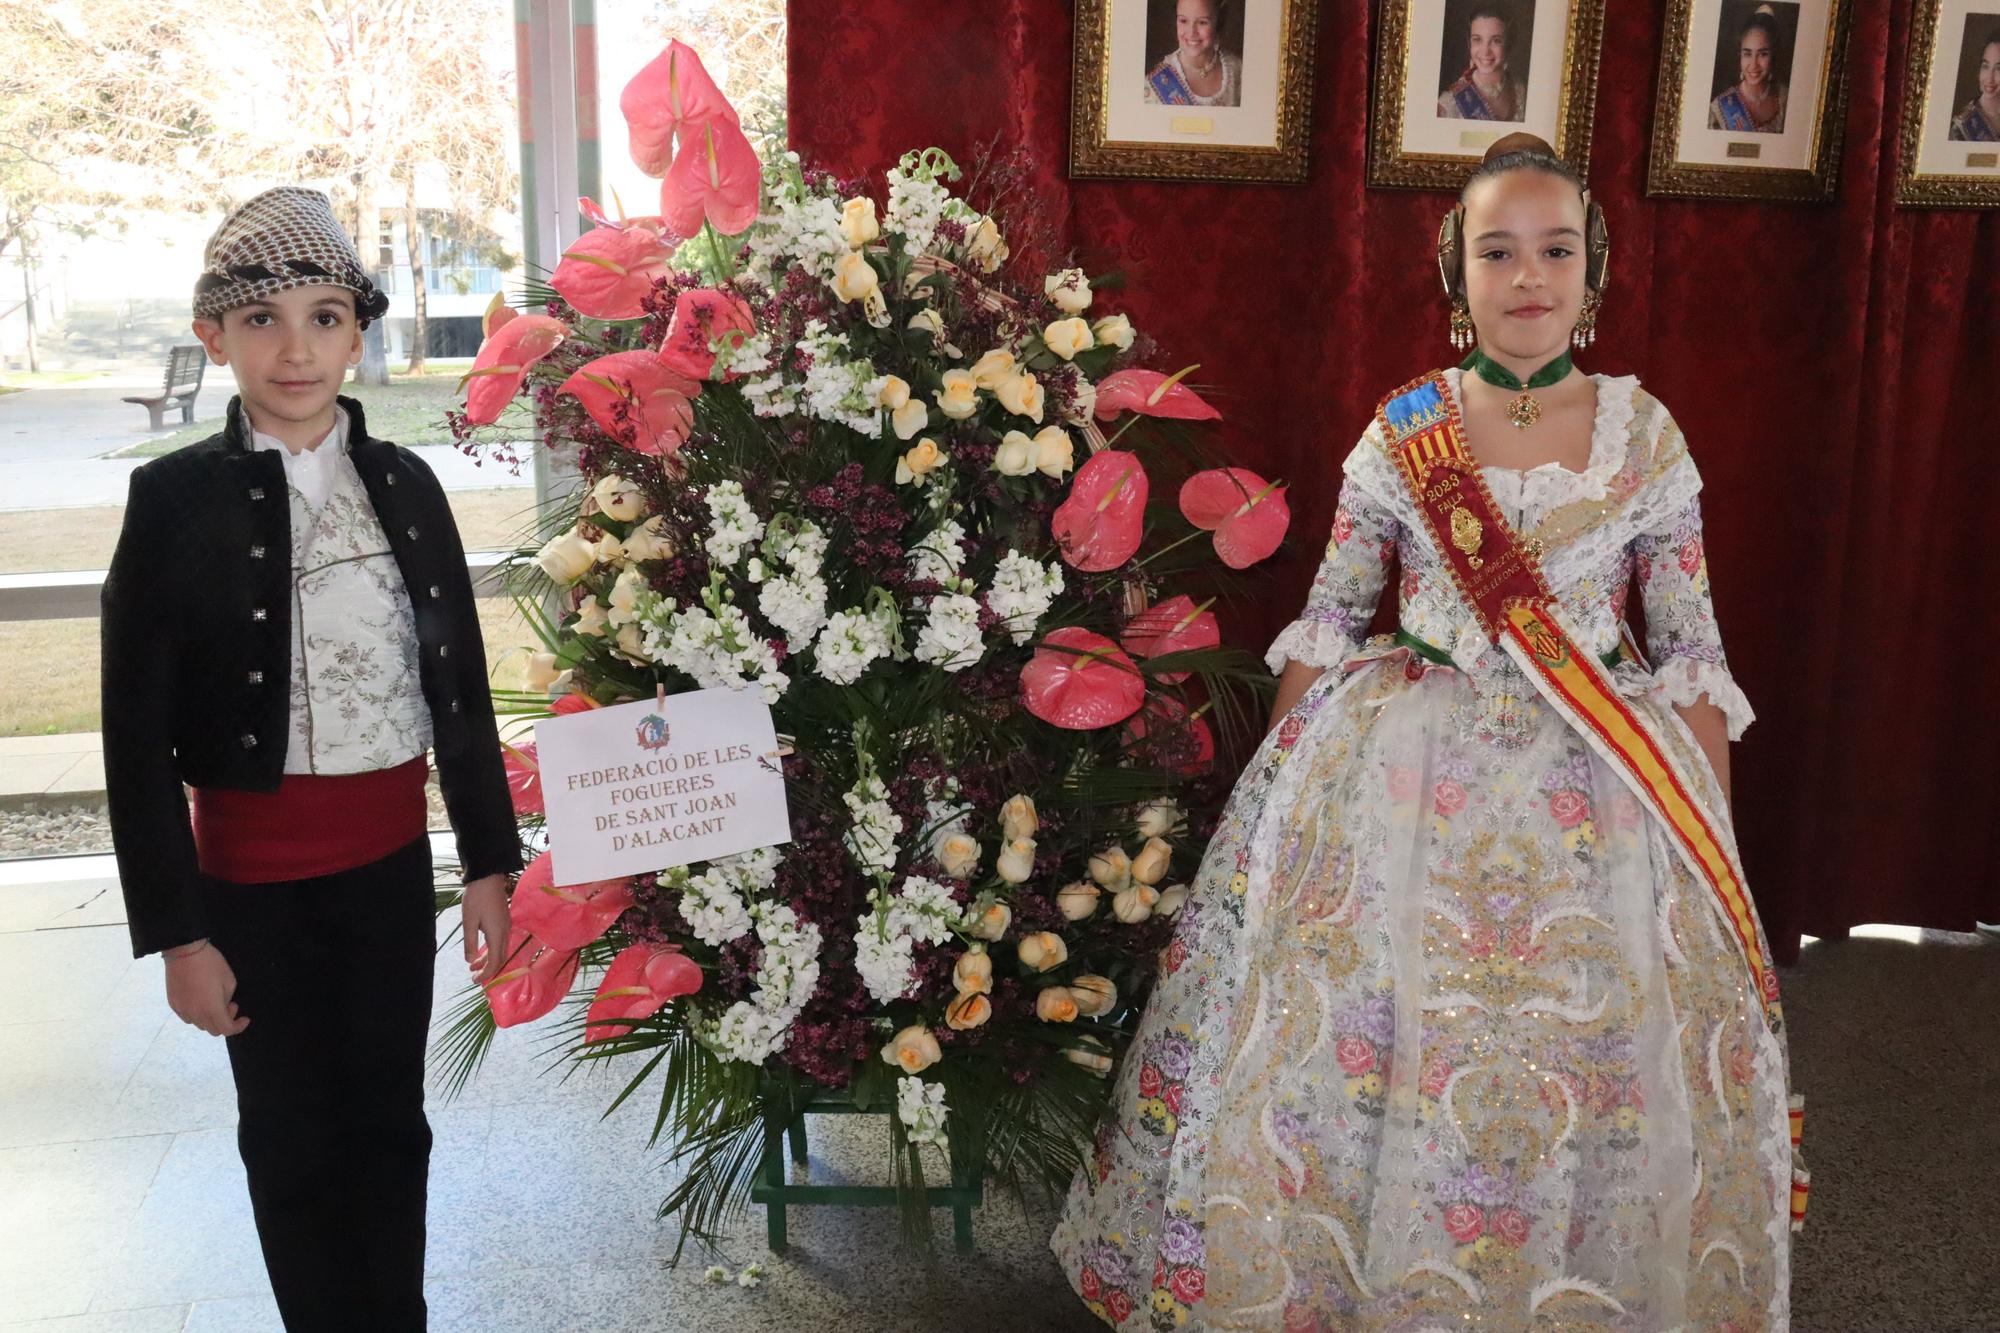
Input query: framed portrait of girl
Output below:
<box><xmin>1647</xmin><ymin>0</ymin><xmax>1856</xmax><ymax>202</ymax></box>
<box><xmin>1071</xmin><ymin>0</ymin><xmax>1320</xmax><ymax>183</ymax></box>
<box><xmin>1367</xmin><ymin>0</ymin><xmax>1608</xmax><ymax>190</ymax></box>
<box><xmin>1896</xmin><ymin>1</ymin><xmax>2000</xmax><ymax>206</ymax></box>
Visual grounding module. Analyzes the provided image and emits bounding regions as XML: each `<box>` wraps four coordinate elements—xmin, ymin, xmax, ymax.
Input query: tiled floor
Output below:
<box><xmin>0</xmin><ymin>854</ymin><xmax>1993</xmax><ymax>1331</ymax></box>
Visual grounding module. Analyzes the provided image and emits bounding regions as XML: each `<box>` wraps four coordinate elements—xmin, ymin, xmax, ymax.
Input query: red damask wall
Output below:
<box><xmin>787</xmin><ymin>1</ymin><xmax>1999</xmax><ymax>955</ymax></box>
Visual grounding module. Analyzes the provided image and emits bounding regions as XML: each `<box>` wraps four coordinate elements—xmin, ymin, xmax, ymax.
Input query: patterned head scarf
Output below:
<box><xmin>192</xmin><ymin>187</ymin><xmax>392</xmax><ymax>328</ymax></box>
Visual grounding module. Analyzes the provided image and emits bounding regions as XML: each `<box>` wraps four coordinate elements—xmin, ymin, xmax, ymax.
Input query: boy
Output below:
<box><xmin>102</xmin><ymin>186</ymin><xmax>519</xmax><ymax>1330</ymax></box>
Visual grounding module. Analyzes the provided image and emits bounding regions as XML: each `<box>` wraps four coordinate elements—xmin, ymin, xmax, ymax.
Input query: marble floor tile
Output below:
<box><xmin>83</xmin><ymin>1130</ymin><xmax>269</xmax><ymax>1312</ymax></box>
<box><xmin>0</xmin><ymin>1308</ymin><xmax>187</xmax><ymax>1333</ymax></box>
<box><xmin>0</xmin><ymin>1136</ymin><xmax>171</xmax><ymax>1322</ymax></box>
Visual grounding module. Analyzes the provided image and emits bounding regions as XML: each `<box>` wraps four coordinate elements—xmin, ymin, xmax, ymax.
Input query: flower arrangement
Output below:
<box><xmin>436</xmin><ymin>39</ymin><xmax>1290</xmax><ymax>1254</ymax></box>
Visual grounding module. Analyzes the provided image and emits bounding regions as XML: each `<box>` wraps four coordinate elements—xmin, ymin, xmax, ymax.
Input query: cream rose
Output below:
<box><xmin>573</xmin><ymin>598</ymin><xmax>611</xmax><ymax>638</ymax></box>
<box><xmin>964</xmin><ymin>215</ymin><xmax>1008</xmax><ymax>272</ymax></box>
<box><xmin>1056</xmin><ymin>881</ymin><xmax>1101</xmax><ymax>922</ymax></box>
<box><xmin>968</xmin><ymin>348</ymin><xmax>1017</xmax><ymax>390</ymax></box>
<box><xmin>1131</xmin><ymin>837</ymin><xmax>1173</xmax><ymax>886</ymax></box>
<box><xmin>895</xmin><ymin>439</ymin><xmax>948</xmax><ymax>486</ymax></box>
<box><xmin>952</xmin><ymin>950</ymin><xmax>993</xmax><ymax>995</ymax></box>
<box><xmin>967</xmin><ymin>901</ymin><xmax>1012</xmax><ymax>942</ymax></box>
<box><xmin>534</xmin><ymin>529</ymin><xmax>597</xmax><ymax>585</ymax></box>
<box><xmin>591</xmin><ymin>474</ymin><xmax>645</xmax><ymax>522</ymax></box>
<box><xmin>524</xmin><ymin>651</ymin><xmax>563</xmax><ymax>690</ymax></box>
<box><xmin>592</xmin><ymin>532</ymin><xmax>627</xmax><ymax>566</ymax></box>
<box><xmin>1042</xmin><ymin>317</ymin><xmax>1094</xmax><ymax>362</ymax></box>
<box><xmin>1088</xmin><ymin>846</ymin><xmax>1133</xmax><ymax>890</ymax></box>
<box><xmin>935</xmin><ymin>829</ymin><xmax>981</xmax><ymax>880</ymax></box>
<box><xmin>606</xmin><ymin>566</ymin><xmax>648</xmax><ymax>626</ymax></box>
<box><xmin>614</xmin><ymin>622</ymin><xmax>647</xmax><ymax>663</ymax></box>
<box><xmin>1065</xmin><ymin>1036</ymin><xmax>1114</xmax><ymax>1076</ymax></box>
<box><xmin>1062</xmin><ymin>377</ymin><xmax>1098</xmax><ymax>426</ymax></box>
<box><xmin>839</xmin><ymin>196</ymin><xmax>881</xmax><ymax>248</ymax></box>
<box><xmin>1016</xmin><ymin>931</ymin><xmax>1068</xmax><ymax>972</ymax></box>
<box><xmin>1031</xmin><ymin>425</ymin><xmax>1074</xmax><ymax>479</ymax></box>
<box><xmin>996</xmin><ymin>836</ymin><xmax>1037</xmax><ymax>884</ymax></box>
<box><xmin>1035</xmin><ymin>987</ymin><xmax>1080</xmax><ymax>1023</ymax></box>
<box><xmin>1044</xmin><ymin>268</ymin><xmax>1093</xmax><ymax>315</ymax></box>
<box><xmin>1092</xmin><ymin>312</ymin><xmax>1135</xmax><ymax>352</ymax></box>
<box><xmin>880</xmin><ymin>1024</ymin><xmax>942</xmax><ymax>1074</ymax></box>
<box><xmin>1112</xmin><ymin>883</ymin><xmax>1161</xmax><ymax>923</ymax></box>
<box><xmin>891</xmin><ymin>398</ymin><xmax>929</xmax><ymax>441</ymax></box>
<box><xmin>991</xmin><ymin>430</ymin><xmax>1037</xmax><ymax>477</ymax></box>
<box><xmin>832</xmin><ymin>250</ymin><xmax>882</xmax><ymax>304</ymax></box>
<box><xmin>908</xmin><ymin>307</ymin><xmax>947</xmax><ymax>340</ymax></box>
<box><xmin>1155</xmin><ymin>883</ymin><xmax>1190</xmax><ymax>918</ymax></box>
<box><xmin>945</xmin><ymin>991</ymin><xmax>992</xmax><ymax>1031</ymax></box>
<box><xmin>937</xmin><ymin>369</ymin><xmax>980</xmax><ymax>420</ymax></box>
<box><xmin>999</xmin><ymin>793</ymin><xmax>1039</xmax><ymax>842</ymax></box>
<box><xmin>995</xmin><ymin>371</ymin><xmax>1045</xmax><ymax>423</ymax></box>
<box><xmin>1070</xmin><ymin>974</ymin><xmax>1118</xmax><ymax>1017</ymax></box>
<box><xmin>875</xmin><ymin>374</ymin><xmax>911</xmax><ymax>411</ymax></box>
<box><xmin>1136</xmin><ymin>801</ymin><xmax>1184</xmax><ymax>839</ymax></box>
<box><xmin>621</xmin><ymin>515</ymin><xmax>676</xmax><ymax>562</ymax></box>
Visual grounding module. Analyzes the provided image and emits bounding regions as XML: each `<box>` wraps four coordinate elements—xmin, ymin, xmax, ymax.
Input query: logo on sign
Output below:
<box><xmin>634</xmin><ymin>713</ymin><xmax>672</xmax><ymax>750</ymax></box>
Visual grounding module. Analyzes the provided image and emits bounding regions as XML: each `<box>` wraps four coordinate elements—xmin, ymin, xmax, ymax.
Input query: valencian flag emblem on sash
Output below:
<box><xmin>1374</xmin><ymin>372</ymin><xmax>1783</xmax><ymax>1030</ymax></box>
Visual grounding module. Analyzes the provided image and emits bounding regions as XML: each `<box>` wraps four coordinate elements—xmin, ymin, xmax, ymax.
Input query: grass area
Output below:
<box><xmin>0</xmin><ymin>487</ymin><xmax>541</xmax><ymax>574</ymax></box>
<box><xmin>113</xmin><ymin>366</ymin><xmax>499</xmax><ymax>457</ymax></box>
<box><xmin>0</xmin><ymin>598</ymin><xmax>537</xmax><ymax>738</ymax></box>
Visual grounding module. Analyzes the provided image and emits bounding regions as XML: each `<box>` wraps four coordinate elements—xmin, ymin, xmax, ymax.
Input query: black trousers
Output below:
<box><xmin>204</xmin><ymin>837</ymin><xmax>437</xmax><ymax>1332</ymax></box>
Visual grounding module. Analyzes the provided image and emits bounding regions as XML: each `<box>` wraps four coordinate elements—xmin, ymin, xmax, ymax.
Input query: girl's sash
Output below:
<box><xmin>1147</xmin><ymin>59</ymin><xmax>1196</xmax><ymax>106</ymax></box>
<box><xmin>1712</xmin><ymin>88</ymin><xmax>1755</xmax><ymax>131</ymax></box>
<box><xmin>1374</xmin><ymin>371</ymin><xmax>1783</xmax><ymax>1030</ymax></box>
<box><xmin>1449</xmin><ymin>79</ymin><xmax>1495</xmax><ymax>121</ymax></box>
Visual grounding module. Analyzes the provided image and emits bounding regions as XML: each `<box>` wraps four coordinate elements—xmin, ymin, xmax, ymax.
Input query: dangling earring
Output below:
<box><xmin>1449</xmin><ymin>297</ymin><xmax>1474</xmax><ymax>352</ymax></box>
<box><xmin>1573</xmin><ymin>291</ymin><xmax>1601</xmax><ymax>349</ymax></box>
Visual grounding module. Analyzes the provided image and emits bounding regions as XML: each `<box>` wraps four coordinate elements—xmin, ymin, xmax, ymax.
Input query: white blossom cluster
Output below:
<box><xmin>701</xmin><ymin>902</ymin><xmax>825</xmax><ymax>1065</ymax></box>
<box><xmin>639</xmin><ymin>594</ymin><xmax>789</xmax><ymax>705</ymax></box>
<box><xmin>984</xmin><ymin>550</ymin><xmax>1067</xmax><ymax>646</ymax></box>
<box><xmin>795</xmin><ymin>320</ymin><xmax>884</xmax><ymax>435</ymax></box>
<box><xmin>744</xmin><ymin>170</ymin><xmax>848</xmax><ymax>292</ymax></box>
<box><xmin>883</xmin><ymin>160</ymin><xmax>951</xmax><ymax>256</ymax></box>
<box><xmin>812</xmin><ymin>603</ymin><xmax>897</xmax><ymax>686</ymax></box>
<box><xmin>703</xmin><ymin>481</ymin><xmax>766</xmax><ymax>567</ymax></box>
<box><xmin>853</xmin><ymin>874</ymin><xmax>965</xmax><ymax>1004</ymax></box>
<box><xmin>842</xmin><ymin>771</ymin><xmax>903</xmax><ymax>876</ymax></box>
<box><xmin>912</xmin><ymin>593</ymin><xmax>985</xmax><ymax>673</ymax></box>
<box><xmin>666</xmin><ymin>847</ymin><xmax>782</xmax><ymax>948</ymax></box>
<box><xmin>755</xmin><ymin>518</ymin><xmax>830</xmax><ymax>652</ymax></box>
<box><xmin>709</xmin><ymin>329</ymin><xmax>774</xmax><ymax>381</ymax></box>
<box><xmin>896</xmin><ymin>1076</ymin><xmax>950</xmax><ymax>1151</ymax></box>
<box><xmin>905</xmin><ymin>519</ymin><xmax>967</xmax><ymax>584</ymax></box>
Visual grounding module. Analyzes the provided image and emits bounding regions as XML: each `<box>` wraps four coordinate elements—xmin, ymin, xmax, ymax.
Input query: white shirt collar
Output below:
<box><xmin>251</xmin><ymin>406</ymin><xmax>350</xmax><ymax>509</ymax></box>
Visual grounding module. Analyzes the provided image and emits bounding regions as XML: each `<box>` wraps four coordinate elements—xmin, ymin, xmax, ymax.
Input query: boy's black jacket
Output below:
<box><xmin>101</xmin><ymin>395</ymin><xmax>522</xmax><ymax>957</ymax></box>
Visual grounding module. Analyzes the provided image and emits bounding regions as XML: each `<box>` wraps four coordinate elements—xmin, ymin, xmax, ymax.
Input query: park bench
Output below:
<box><xmin>122</xmin><ymin>345</ymin><xmax>207</xmax><ymax>429</ymax></box>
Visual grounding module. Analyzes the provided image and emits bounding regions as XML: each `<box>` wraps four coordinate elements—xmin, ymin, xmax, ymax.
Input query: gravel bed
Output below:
<box><xmin>0</xmin><ymin>786</ymin><xmax>454</xmax><ymax>862</ymax></box>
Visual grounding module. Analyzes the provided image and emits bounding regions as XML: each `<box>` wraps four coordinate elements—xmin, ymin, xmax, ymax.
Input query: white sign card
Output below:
<box><xmin>535</xmin><ymin>688</ymin><xmax>792</xmax><ymax>886</ymax></box>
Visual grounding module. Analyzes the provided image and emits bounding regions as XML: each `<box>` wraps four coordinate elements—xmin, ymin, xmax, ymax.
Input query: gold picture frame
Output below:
<box><xmin>1896</xmin><ymin>1</ymin><xmax>2000</xmax><ymax>207</ymax></box>
<box><xmin>1069</xmin><ymin>0</ymin><xmax>1320</xmax><ymax>183</ymax></box>
<box><xmin>1647</xmin><ymin>0</ymin><xmax>1854</xmax><ymax>203</ymax></box>
<box><xmin>1367</xmin><ymin>0</ymin><xmax>1608</xmax><ymax>192</ymax></box>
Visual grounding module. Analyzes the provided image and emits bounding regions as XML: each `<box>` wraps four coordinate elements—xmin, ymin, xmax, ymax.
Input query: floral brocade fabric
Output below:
<box><xmin>1052</xmin><ymin>376</ymin><xmax>1795</xmax><ymax>1331</ymax></box>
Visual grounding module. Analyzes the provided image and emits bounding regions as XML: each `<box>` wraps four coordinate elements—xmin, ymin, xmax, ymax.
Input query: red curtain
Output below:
<box><xmin>787</xmin><ymin>1</ymin><xmax>1999</xmax><ymax>957</ymax></box>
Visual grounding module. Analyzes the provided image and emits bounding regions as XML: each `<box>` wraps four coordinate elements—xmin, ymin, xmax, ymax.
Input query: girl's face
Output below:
<box><xmin>1469</xmin><ymin>18</ymin><xmax>1507</xmax><ymax>76</ymax></box>
<box><xmin>1739</xmin><ymin>28</ymin><xmax>1774</xmax><ymax>90</ymax></box>
<box><xmin>1177</xmin><ymin>0</ymin><xmax>1219</xmax><ymax>56</ymax></box>
<box><xmin>1460</xmin><ymin>169</ymin><xmax>1588</xmax><ymax>364</ymax></box>
<box><xmin>1980</xmin><ymin>41</ymin><xmax>2000</xmax><ymax>100</ymax></box>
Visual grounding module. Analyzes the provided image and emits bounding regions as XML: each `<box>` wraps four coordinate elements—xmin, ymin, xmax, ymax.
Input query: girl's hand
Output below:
<box><xmin>462</xmin><ymin>874</ymin><xmax>513</xmax><ymax>986</ymax></box>
<box><xmin>164</xmin><ymin>942</ymin><xmax>250</xmax><ymax>1037</ymax></box>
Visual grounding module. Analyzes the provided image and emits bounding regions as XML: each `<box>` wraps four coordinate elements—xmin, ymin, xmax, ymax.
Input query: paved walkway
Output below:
<box><xmin>0</xmin><ymin>735</ymin><xmax>101</xmax><ymax>803</ymax></box>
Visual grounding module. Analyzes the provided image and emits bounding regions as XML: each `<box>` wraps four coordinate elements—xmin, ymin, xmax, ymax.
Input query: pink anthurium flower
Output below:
<box><xmin>559</xmin><ymin>350</ymin><xmax>700</xmax><ymax>457</ymax></box>
<box><xmin>551</xmin><ymin>692</ymin><xmax>599</xmax><ymax>716</ymax></box>
<box><xmin>660</xmin><ymin>116</ymin><xmax>761</xmax><ymax>237</ymax></box>
<box><xmin>1092</xmin><ymin>367</ymin><xmax>1222</xmax><ymax>422</ymax></box>
<box><xmin>550</xmin><ymin>225</ymin><xmax>677</xmax><ymax>320</ymax></box>
<box><xmin>1021</xmin><ymin>627</ymin><xmax>1147</xmax><ymax>730</ymax></box>
<box><xmin>1123</xmin><ymin>695</ymin><xmax>1216</xmax><ymax>774</ymax></box>
<box><xmin>502</xmin><ymin>741</ymin><xmax>543</xmax><ymax>817</ymax></box>
<box><xmin>481</xmin><ymin>291</ymin><xmax>516</xmax><ymax>339</ymax></box>
<box><xmin>1178</xmin><ymin>467</ymin><xmax>1292</xmax><ymax>569</ymax></box>
<box><xmin>1120</xmin><ymin>595</ymin><xmax>1221</xmax><ymax>685</ymax></box>
<box><xmin>1051</xmin><ymin>450</ymin><xmax>1150</xmax><ymax>572</ymax></box>
<box><xmin>578</xmin><ymin>196</ymin><xmax>671</xmax><ymax>239</ymax></box>
<box><xmin>462</xmin><ymin>315</ymin><xmax>568</xmax><ymax>426</ymax></box>
<box><xmin>620</xmin><ymin>40</ymin><xmax>741</xmax><ymax>178</ymax></box>
<box><xmin>586</xmin><ymin>943</ymin><xmax>704</xmax><ymax>1043</ymax></box>
<box><xmin>508</xmin><ymin>851</ymin><xmax>637</xmax><ymax>951</ymax></box>
<box><xmin>658</xmin><ymin>287</ymin><xmax>757</xmax><ymax>380</ymax></box>
<box><xmin>484</xmin><ymin>927</ymin><xmax>580</xmax><ymax>1028</ymax></box>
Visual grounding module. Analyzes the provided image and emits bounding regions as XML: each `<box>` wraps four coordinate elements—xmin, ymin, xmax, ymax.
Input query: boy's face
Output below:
<box><xmin>191</xmin><ymin>284</ymin><xmax>362</xmax><ymax>434</ymax></box>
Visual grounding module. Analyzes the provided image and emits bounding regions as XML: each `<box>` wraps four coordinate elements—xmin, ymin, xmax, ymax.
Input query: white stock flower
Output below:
<box><xmin>813</xmin><ymin>607</ymin><xmax>892</xmax><ymax>685</ymax></box>
<box><xmin>913</xmin><ymin>593</ymin><xmax>985</xmax><ymax>673</ymax></box>
<box><xmin>985</xmin><ymin>551</ymin><xmax>1065</xmax><ymax>645</ymax></box>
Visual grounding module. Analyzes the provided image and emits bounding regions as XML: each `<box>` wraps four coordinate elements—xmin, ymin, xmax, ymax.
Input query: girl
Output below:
<box><xmin>1054</xmin><ymin>136</ymin><xmax>1802</xmax><ymax>1331</ymax></box>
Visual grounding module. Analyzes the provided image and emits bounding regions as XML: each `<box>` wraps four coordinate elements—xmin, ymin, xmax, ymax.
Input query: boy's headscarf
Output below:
<box><xmin>192</xmin><ymin>187</ymin><xmax>391</xmax><ymax>327</ymax></box>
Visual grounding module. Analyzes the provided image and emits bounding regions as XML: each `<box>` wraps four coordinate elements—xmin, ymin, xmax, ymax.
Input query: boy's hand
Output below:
<box><xmin>462</xmin><ymin>874</ymin><xmax>513</xmax><ymax>986</ymax></box>
<box><xmin>165</xmin><ymin>943</ymin><xmax>250</xmax><ymax>1037</ymax></box>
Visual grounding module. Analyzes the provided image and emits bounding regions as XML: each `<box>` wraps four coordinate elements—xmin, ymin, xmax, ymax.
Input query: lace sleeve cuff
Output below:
<box><xmin>1265</xmin><ymin>619</ymin><xmax>1360</xmax><ymax>676</ymax></box>
<box><xmin>1649</xmin><ymin>656</ymin><xmax>1755</xmax><ymax>741</ymax></box>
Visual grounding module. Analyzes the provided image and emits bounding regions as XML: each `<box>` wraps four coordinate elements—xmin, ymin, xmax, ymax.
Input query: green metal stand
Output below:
<box><xmin>748</xmin><ymin>1082</ymin><xmax>983</xmax><ymax>1254</ymax></box>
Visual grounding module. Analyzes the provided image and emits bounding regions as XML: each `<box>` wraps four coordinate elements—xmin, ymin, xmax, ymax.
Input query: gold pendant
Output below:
<box><xmin>1504</xmin><ymin>391</ymin><xmax>1542</xmax><ymax>429</ymax></box>
<box><xmin>1449</xmin><ymin>504</ymin><xmax>1485</xmax><ymax>568</ymax></box>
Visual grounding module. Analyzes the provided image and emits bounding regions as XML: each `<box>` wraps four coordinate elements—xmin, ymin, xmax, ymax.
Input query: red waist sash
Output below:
<box><xmin>193</xmin><ymin>757</ymin><xmax>429</xmax><ymax>884</ymax></box>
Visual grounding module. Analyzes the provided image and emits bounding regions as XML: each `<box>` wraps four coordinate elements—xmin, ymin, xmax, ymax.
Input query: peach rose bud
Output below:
<box><xmin>1056</xmin><ymin>881</ymin><xmax>1101</xmax><ymax>921</ymax></box>
<box><xmin>1035</xmin><ymin>986</ymin><xmax>1080</xmax><ymax>1023</ymax></box>
<box><xmin>881</xmin><ymin>1024</ymin><xmax>942</xmax><ymax>1074</ymax></box>
<box><xmin>945</xmin><ymin>991</ymin><xmax>992</xmax><ymax>1031</ymax></box>
<box><xmin>1016</xmin><ymin>931</ymin><xmax>1068</xmax><ymax>972</ymax></box>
